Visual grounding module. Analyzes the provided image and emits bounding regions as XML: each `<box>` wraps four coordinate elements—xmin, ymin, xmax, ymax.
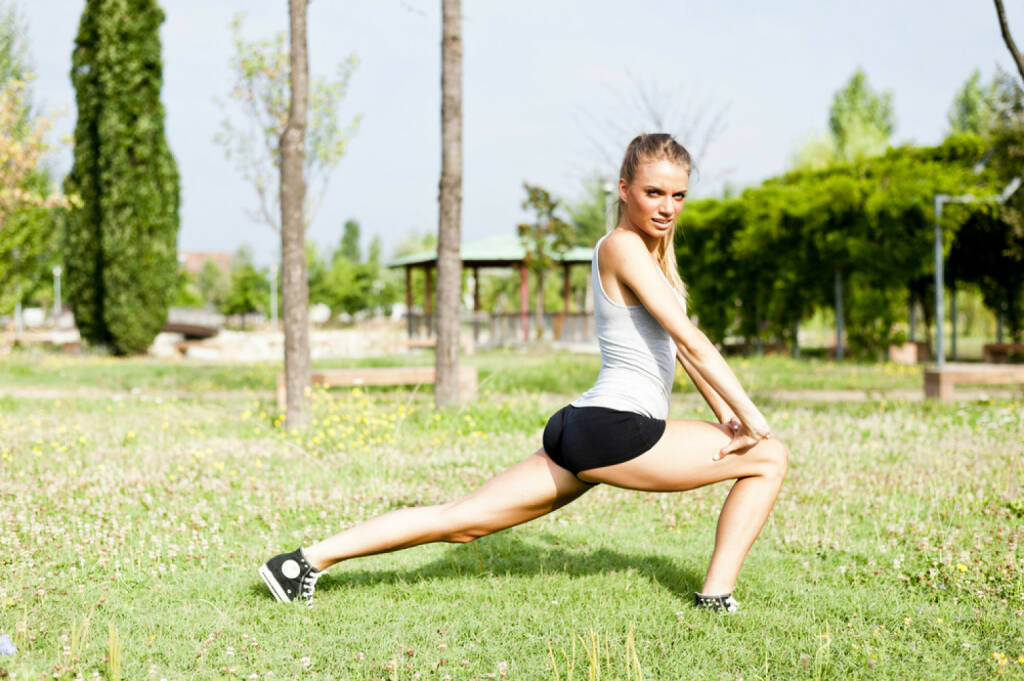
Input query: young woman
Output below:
<box><xmin>260</xmin><ymin>134</ymin><xmax>787</xmax><ymax>612</ymax></box>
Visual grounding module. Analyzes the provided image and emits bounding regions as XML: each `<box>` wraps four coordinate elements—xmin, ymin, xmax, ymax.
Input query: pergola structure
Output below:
<box><xmin>387</xmin><ymin>234</ymin><xmax>593</xmax><ymax>342</ymax></box>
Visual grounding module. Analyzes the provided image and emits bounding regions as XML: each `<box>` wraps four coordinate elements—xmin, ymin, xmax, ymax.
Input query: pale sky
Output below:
<box><xmin>22</xmin><ymin>1</ymin><xmax>1024</xmax><ymax>265</ymax></box>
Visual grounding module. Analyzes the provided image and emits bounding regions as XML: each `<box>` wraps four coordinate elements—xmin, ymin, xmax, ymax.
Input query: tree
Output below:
<box><xmin>196</xmin><ymin>259</ymin><xmax>230</xmax><ymax>309</ymax></box>
<box><xmin>0</xmin><ymin>1</ymin><xmax>70</xmax><ymax>315</ymax></box>
<box><xmin>214</xmin><ymin>13</ymin><xmax>359</xmax><ymax>233</ymax></box>
<box><xmin>280</xmin><ymin>0</ymin><xmax>312</xmax><ymax>428</ymax></box>
<box><xmin>565</xmin><ymin>174</ymin><xmax>609</xmax><ymax>247</ymax></box>
<box><xmin>64</xmin><ymin>0</ymin><xmax>180</xmax><ymax>355</ymax></box>
<box><xmin>948</xmin><ymin>70</ymin><xmax>998</xmax><ymax>135</ymax></box>
<box><xmin>221</xmin><ymin>247</ymin><xmax>267</xmax><ymax>328</ymax></box>
<box><xmin>828</xmin><ymin>69</ymin><xmax>894</xmax><ymax>162</ymax></box>
<box><xmin>435</xmin><ymin>0</ymin><xmax>463</xmax><ymax>408</ymax></box>
<box><xmin>993</xmin><ymin>0</ymin><xmax>1024</xmax><ymax>84</ymax></box>
<box><xmin>792</xmin><ymin>69</ymin><xmax>894</xmax><ymax>170</ymax></box>
<box><xmin>305</xmin><ymin>240</ymin><xmax>330</xmax><ymax>308</ymax></box>
<box><xmin>339</xmin><ymin>218</ymin><xmax>361</xmax><ymax>263</ymax></box>
<box><xmin>171</xmin><ymin>268</ymin><xmax>203</xmax><ymax>308</ymax></box>
<box><xmin>518</xmin><ymin>183</ymin><xmax>576</xmax><ymax>336</ymax></box>
<box><xmin>577</xmin><ymin>75</ymin><xmax>731</xmax><ymax>190</ymax></box>
<box><xmin>681</xmin><ymin>137</ymin><xmax>993</xmax><ymax>357</ymax></box>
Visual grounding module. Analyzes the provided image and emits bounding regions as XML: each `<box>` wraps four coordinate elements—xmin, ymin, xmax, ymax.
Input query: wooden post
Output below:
<box><xmin>424</xmin><ymin>265</ymin><xmax>434</xmax><ymax>337</ymax></box>
<box><xmin>559</xmin><ymin>262</ymin><xmax>570</xmax><ymax>340</ymax></box>
<box><xmin>519</xmin><ymin>263</ymin><xmax>529</xmax><ymax>342</ymax></box>
<box><xmin>405</xmin><ymin>266</ymin><xmax>413</xmax><ymax>338</ymax></box>
<box><xmin>472</xmin><ymin>266</ymin><xmax>481</xmax><ymax>344</ymax></box>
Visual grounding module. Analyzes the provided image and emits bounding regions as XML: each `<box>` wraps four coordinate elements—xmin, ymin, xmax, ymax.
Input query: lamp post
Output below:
<box><xmin>603</xmin><ymin>180</ymin><xmax>617</xmax><ymax>234</ymax></box>
<box><xmin>933</xmin><ymin>177</ymin><xmax>1020</xmax><ymax>368</ymax></box>
<box><xmin>52</xmin><ymin>265</ymin><xmax>62</xmax><ymax>320</ymax></box>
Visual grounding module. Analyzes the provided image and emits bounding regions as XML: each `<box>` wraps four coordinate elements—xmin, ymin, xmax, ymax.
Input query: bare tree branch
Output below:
<box><xmin>573</xmin><ymin>73</ymin><xmax>732</xmax><ymax>192</ymax></box>
<box><xmin>994</xmin><ymin>0</ymin><xmax>1024</xmax><ymax>84</ymax></box>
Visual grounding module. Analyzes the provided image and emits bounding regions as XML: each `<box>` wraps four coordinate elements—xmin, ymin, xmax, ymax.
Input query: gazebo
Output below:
<box><xmin>387</xmin><ymin>234</ymin><xmax>593</xmax><ymax>344</ymax></box>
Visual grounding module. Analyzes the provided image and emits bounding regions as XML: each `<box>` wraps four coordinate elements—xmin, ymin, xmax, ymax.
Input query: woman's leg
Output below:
<box><xmin>577</xmin><ymin>419</ymin><xmax>787</xmax><ymax>596</ymax></box>
<box><xmin>302</xmin><ymin>450</ymin><xmax>592</xmax><ymax>572</ymax></box>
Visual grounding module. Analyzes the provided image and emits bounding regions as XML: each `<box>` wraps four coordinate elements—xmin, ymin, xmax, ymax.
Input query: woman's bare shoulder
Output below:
<box><xmin>600</xmin><ymin>229</ymin><xmax>649</xmax><ymax>266</ymax></box>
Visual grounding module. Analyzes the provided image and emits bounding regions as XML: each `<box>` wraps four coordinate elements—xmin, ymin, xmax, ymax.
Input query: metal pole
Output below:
<box><xmin>934</xmin><ymin>195</ymin><xmax>945</xmax><ymax>368</ymax></box>
<box><xmin>950</xmin><ymin>280</ymin><xmax>958</xmax><ymax>361</ymax></box>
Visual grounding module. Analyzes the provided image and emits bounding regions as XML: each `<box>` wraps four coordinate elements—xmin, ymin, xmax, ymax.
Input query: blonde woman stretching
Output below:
<box><xmin>260</xmin><ymin>134</ymin><xmax>787</xmax><ymax>612</ymax></box>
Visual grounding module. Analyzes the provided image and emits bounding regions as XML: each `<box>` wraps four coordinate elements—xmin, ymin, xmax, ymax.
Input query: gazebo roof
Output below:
<box><xmin>387</xmin><ymin>234</ymin><xmax>593</xmax><ymax>269</ymax></box>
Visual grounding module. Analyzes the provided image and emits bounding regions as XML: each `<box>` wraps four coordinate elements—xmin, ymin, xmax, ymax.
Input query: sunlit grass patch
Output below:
<box><xmin>1</xmin><ymin>353</ymin><xmax>1023</xmax><ymax>678</ymax></box>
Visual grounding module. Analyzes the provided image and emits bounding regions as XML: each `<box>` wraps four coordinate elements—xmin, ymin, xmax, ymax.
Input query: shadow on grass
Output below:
<box><xmin>306</xmin><ymin>531</ymin><xmax>702</xmax><ymax>600</ymax></box>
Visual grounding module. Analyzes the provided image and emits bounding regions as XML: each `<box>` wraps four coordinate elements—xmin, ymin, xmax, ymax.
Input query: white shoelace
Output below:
<box><xmin>300</xmin><ymin>569</ymin><xmax>321</xmax><ymax>605</ymax></box>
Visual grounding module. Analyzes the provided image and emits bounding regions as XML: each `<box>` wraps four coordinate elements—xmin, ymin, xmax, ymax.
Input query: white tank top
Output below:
<box><xmin>571</xmin><ymin>234</ymin><xmax>686</xmax><ymax>419</ymax></box>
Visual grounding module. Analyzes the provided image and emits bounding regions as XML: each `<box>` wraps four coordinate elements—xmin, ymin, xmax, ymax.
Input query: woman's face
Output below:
<box><xmin>619</xmin><ymin>158</ymin><xmax>689</xmax><ymax>241</ymax></box>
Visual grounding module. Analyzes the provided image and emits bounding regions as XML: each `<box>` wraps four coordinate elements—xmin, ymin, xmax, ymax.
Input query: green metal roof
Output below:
<box><xmin>387</xmin><ymin>234</ymin><xmax>593</xmax><ymax>268</ymax></box>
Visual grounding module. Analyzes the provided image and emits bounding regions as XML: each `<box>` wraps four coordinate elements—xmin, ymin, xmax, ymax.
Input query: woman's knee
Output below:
<box><xmin>754</xmin><ymin>437</ymin><xmax>788</xmax><ymax>481</ymax></box>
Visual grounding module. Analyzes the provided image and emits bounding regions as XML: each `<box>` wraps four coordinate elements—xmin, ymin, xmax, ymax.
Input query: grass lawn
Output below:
<box><xmin>0</xmin><ymin>349</ymin><xmax>931</xmax><ymax>396</ymax></box>
<box><xmin>1</xmin><ymin>350</ymin><xmax>1022</xmax><ymax>680</ymax></box>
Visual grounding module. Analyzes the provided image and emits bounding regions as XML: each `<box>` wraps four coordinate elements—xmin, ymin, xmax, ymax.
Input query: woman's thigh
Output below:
<box><xmin>440</xmin><ymin>449</ymin><xmax>593</xmax><ymax>538</ymax></box>
<box><xmin>577</xmin><ymin>419</ymin><xmax>787</xmax><ymax>492</ymax></box>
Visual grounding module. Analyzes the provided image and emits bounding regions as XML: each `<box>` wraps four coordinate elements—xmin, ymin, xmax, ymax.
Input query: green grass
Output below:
<box><xmin>1</xmin><ymin>352</ymin><xmax>1023</xmax><ymax>679</ymax></box>
<box><xmin>0</xmin><ymin>348</ymin><xmax>931</xmax><ymax>396</ymax></box>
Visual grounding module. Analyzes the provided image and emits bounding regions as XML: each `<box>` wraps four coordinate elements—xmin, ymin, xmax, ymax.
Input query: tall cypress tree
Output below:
<box><xmin>64</xmin><ymin>0</ymin><xmax>180</xmax><ymax>354</ymax></box>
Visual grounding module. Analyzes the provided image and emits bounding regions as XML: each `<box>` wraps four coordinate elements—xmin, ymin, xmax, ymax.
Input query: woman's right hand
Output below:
<box><xmin>714</xmin><ymin>421</ymin><xmax>770</xmax><ymax>461</ymax></box>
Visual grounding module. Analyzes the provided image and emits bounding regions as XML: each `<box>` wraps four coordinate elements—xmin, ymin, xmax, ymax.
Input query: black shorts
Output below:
<box><xmin>542</xmin><ymin>404</ymin><xmax>666</xmax><ymax>481</ymax></box>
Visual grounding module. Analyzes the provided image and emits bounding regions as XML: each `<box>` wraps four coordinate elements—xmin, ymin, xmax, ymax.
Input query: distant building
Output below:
<box><xmin>178</xmin><ymin>251</ymin><xmax>231</xmax><ymax>275</ymax></box>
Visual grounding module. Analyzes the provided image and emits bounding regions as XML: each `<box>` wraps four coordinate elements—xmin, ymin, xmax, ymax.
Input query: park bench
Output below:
<box><xmin>982</xmin><ymin>343</ymin><xmax>1024</xmax><ymax>363</ymax></box>
<box><xmin>923</xmin><ymin>362</ymin><xmax>1024</xmax><ymax>400</ymax></box>
<box><xmin>276</xmin><ymin>365</ymin><xmax>478</xmax><ymax>410</ymax></box>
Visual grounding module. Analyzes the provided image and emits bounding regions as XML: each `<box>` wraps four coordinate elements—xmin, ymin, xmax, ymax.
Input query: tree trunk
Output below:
<box><xmin>994</xmin><ymin>0</ymin><xmax>1024</xmax><ymax>83</ymax></box>
<box><xmin>281</xmin><ymin>0</ymin><xmax>312</xmax><ymax>428</ymax></box>
<box><xmin>834</xmin><ymin>268</ymin><xmax>844</xmax><ymax>360</ymax></box>
<box><xmin>435</xmin><ymin>0</ymin><xmax>463</xmax><ymax>407</ymax></box>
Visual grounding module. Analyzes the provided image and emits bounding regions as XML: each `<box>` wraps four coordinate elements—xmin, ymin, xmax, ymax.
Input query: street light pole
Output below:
<box><xmin>933</xmin><ymin>176</ymin><xmax>1020</xmax><ymax>369</ymax></box>
<box><xmin>934</xmin><ymin>195</ymin><xmax>947</xmax><ymax>368</ymax></box>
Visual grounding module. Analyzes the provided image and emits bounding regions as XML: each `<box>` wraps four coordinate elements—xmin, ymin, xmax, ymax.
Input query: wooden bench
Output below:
<box><xmin>276</xmin><ymin>366</ymin><xmax>478</xmax><ymax>409</ymax></box>
<box><xmin>982</xmin><ymin>343</ymin><xmax>1024</xmax><ymax>363</ymax></box>
<box><xmin>924</xmin><ymin>362</ymin><xmax>1024</xmax><ymax>399</ymax></box>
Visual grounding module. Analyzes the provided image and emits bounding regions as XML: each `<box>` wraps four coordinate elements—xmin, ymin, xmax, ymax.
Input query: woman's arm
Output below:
<box><xmin>601</xmin><ymin>232</ymin><xmax>770</xmax><ymax>441</ymax></box>
<box><xmin>676</xmin><ymin>348</ymin><xmax>735</xmax><ymax>424</ymax></box>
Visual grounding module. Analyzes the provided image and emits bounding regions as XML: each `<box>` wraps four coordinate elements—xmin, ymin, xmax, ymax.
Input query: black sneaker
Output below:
<box><xmin>694</xmin><ymin>592</ymin><xmax>740</xmax><ymax>613</ymax></box>
<box><xmin>259</xmin><ymin>548</ymin><xmax>321</xmax><ymax>605</ymax></box>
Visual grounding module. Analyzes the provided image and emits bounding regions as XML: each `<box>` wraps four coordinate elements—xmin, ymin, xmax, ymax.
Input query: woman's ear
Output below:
<box><xmin>618</xmin><ymin>177</ymin><xmax>628</xmax><ymax>204</ymax></box>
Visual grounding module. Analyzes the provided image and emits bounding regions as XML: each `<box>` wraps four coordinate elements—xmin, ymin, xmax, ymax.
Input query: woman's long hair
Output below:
<box><xmin>616</xmin><ymin>133</ymin><xmax>691</xmax><ymax>298</ymax></box>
